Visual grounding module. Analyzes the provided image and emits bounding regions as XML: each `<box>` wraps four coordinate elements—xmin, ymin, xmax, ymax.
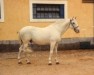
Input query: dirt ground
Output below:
<box><xmin>0</xmin><ymin>49</ymin><xmax>94</xmax><ymax>75</ymax></box>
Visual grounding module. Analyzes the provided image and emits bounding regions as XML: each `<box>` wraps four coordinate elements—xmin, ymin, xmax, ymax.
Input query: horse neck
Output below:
<box><xmin>54</xmin><ymin>19</ymin><xmax>70</xmax><ymax>34</ymax></box>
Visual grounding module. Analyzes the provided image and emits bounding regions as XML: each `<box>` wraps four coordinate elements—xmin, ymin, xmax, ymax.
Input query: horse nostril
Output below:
<box><xmin>75</xmin><ymin>29</ymin><xmax>80</xmax><ymax>33</ymax></box>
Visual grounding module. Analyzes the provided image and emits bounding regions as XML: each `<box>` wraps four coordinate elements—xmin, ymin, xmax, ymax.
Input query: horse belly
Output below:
<box><xmin>32</xmin><ymin>38</ymin><xmax>50</xmax><ymax>45</ymax></box>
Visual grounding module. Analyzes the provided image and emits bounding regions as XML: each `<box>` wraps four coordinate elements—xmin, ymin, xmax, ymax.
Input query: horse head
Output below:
<box><xmin>70</xmin><ymin>17</ymin><xmax>80</xmax><ymax>33</ymax></box>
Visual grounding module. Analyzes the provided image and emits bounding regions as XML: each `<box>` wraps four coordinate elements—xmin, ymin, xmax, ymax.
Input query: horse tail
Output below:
<box><xmin>17</xmin><ymin>32</ymin><xmax>23</xmax><ymax>45</ymax></box>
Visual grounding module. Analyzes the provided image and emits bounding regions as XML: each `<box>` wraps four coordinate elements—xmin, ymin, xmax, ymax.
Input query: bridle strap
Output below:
<box><xmin>73</xmin><ymin>26</ymin><xmax>79</xmax><ymax>30</ymax></box>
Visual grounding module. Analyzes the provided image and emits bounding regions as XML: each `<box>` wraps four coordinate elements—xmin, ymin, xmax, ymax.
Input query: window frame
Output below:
<box><xmin>29</xmin><ymin>0</ymin><xmax>68</xmax><ymax>22</ymax></box>
<box><xmin>33</xmin><ymin>4</ymin><xmax>65</xmax><ymax>19</ymax></box>
<box><xmin>0</xmin><ymin>0</ymin><xmax>4</xmax><ymax>22</ymax></box>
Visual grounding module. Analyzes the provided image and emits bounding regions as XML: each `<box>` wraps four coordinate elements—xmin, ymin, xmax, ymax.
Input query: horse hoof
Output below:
<box><xmin>48</xmin><ymin>63</ymin><xmax>52</xmax><ymax>65</ymax></box>
<box><xmin>18</xmin><ymin>62</ymin><xmax>23</xmax><ymax>64</ymax></box>
<box><xmin>27</xmin><ymin>62</ymin><xmax>31</xmax><ymax>64</ymax></box>
<box><xmin>56</xmin><ymin>62</ymin><xmax>60</xmax><ymax>65</ymax></box>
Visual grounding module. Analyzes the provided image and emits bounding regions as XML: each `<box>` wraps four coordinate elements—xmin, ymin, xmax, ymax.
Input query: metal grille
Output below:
<box><xmin>33</xmin><ymin>4</ymin><xmax>65</xmax><ymax>19</ymax></box>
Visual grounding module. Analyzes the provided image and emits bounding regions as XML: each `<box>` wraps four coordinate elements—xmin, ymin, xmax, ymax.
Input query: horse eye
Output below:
<box><xmin>72</xmin><ymin>23</ymin><xmax>75</xmax><ymax>24</ymax></box>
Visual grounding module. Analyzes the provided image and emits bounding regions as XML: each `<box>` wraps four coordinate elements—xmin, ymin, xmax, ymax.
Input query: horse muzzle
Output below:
<box><xmin>74</xmin><ymin>28</ymin><xmax>80</xmax><ymax>33</ymax></box>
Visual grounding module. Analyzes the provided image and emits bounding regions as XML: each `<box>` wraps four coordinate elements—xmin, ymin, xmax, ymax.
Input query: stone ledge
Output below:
<box><xmin>0</xmin><ymin>37</ymin><xmax>94</xmax><ymax>52</ymax></box>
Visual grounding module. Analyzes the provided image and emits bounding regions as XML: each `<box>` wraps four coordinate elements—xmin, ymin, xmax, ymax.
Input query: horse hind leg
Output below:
<box><xmin>18</xmin><ymin>45</ymin><xmax>23</xmax><ymax>64</ymax></box>
<box><xmin>23</xmin><ymin>43</ymin><xmax>32</xmax><ymax>64</ymax></box>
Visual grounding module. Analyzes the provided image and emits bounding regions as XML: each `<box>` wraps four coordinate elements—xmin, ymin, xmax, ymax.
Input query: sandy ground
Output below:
<box><xmin>0</xmin><ymin>49</ymin><xmax>94</xmax><ymax>75</ymax></box>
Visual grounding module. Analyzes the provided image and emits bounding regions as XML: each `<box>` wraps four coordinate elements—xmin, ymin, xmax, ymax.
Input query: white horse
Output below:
<box><xmin>18</xmin><ymin>17</ymin><xmax>80</xmax><ymax>65</ymax></box>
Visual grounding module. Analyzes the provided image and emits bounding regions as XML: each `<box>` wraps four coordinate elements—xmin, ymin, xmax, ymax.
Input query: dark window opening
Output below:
<box><xmin>33</xmin><ymin>4</ymin><xmax>65</xmax><ymax>19</ymax></box>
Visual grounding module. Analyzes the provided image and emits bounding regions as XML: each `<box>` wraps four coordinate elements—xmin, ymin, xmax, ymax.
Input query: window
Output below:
<box><xmin>29</xmin><ymin>0</ymin><xmax>67</xmax><ymax>22</ymax></box>
<box><xmin>82</xmin><ymin>0</ymin><xmax>94</xmax><ymax>3</ymax></box>
<box><xmin>0</xmin><ymin>0</ymin><xmax>4</xmax><ymax>22</ymax></box>
<box><xmin>33</xmin><ymin>4</ymin><xmax>64</xmax><ymax>19</ymax></box>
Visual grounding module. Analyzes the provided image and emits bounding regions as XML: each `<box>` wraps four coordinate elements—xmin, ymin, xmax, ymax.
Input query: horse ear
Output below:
<box><xmin>72</xmin><ymin>17</ymin><xmax>74</xmax><ymax>19</ymax></box>
<box><xmin>72</xmin><ymin>17</ymin><xmax>76</xmax><ymax>19</ymax></box>
<box><xmin>70</xmin><ymin>18</ymin><xmax>72</xmax><ymax>22</ymax></box>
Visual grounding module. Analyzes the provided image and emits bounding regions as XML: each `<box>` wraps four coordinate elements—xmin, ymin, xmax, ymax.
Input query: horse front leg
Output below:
<box><xmin>54</xmin><ymin>43</ymin><xmax>60</xmax><ymax>64</ymax></box>
<box><xmin>48</xmin><ymin>41</ymin><xmax>56</xmax><ymax>65</ymax></box>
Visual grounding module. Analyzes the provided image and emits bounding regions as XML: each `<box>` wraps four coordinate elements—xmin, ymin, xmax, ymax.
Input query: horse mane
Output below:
<box><xmin>50</xmin><ymin>19</ymin><xmax>70</xmax><ymax>27</ymax></box>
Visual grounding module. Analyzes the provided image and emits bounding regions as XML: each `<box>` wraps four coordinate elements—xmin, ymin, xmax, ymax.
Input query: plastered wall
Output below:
<box><xmin>0</xmin><ymin>0</ymin><xmax>93</xmax><ymax>40</ymax></box>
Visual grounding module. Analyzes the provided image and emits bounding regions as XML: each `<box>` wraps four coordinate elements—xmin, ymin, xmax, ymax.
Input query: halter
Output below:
<box><xmin>70</xmin><ymin>19</ymin><xmax>79</xmax><ymax>30</ymax></box>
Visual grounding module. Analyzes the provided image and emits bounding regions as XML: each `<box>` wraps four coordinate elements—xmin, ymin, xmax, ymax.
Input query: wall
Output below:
<box><xmin>68</xmin><ymin>0</ymin><xmax>94</xmax><ymax>38</ymax></box>
<box><xmin>0</xmin><ymin>0</ymin><xmax>93</xmax><ymax>40</ymax></box>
